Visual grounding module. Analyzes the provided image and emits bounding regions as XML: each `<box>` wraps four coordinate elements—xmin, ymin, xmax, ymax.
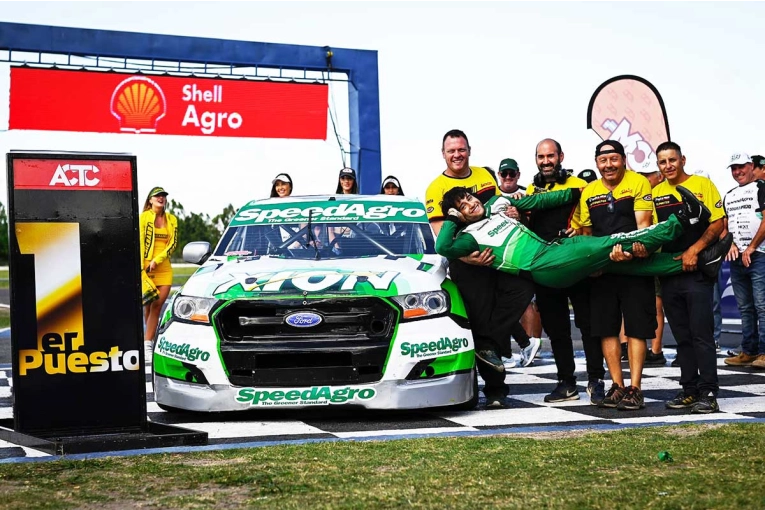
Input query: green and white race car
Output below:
<box><xmin>153</xmin><ymin>194</ymin><xmax>477</xmax><ymax>411</ymax></box>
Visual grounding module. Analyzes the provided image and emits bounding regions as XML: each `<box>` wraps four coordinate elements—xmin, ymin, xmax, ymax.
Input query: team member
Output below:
<box><xmin>578</xmin><ymin>169</ymin><xmax>598</xmax><ymax>184</ymax></box>
<box><xmin>336</xmin><ymin>167</ymin><xmax>359</xmax><ymax>194</ymax></box>
<box><xmin>723</xmin><ymin>153</ymin><xmax>765</xmax><ymax>370</ymax></box>
<box><xmin>652</xmin><ymin>142</ymin><xmax>726</xmax><ymax>414</ymax></box>
<box><xmin>437</xmin><ymin>186</ymin><xmax>727</xmax><ymax>287</ymax></box>
<box><xmin>140</xmin><ymin>186</ymin><xmax>178</xmax><ymax>363</ymax></box>
<box><xmin>579</xmin><ymin>140</ymin><xmax>656</xmax><ymax>411</ymax></box>
<box><xmin>425</xmin><ymin>129</ymin><xmax>535</xmax><ymax>407</ymax></box>
<box><xmin>380</xmin><ymin>176</ymin><xmax>405</xmax><ymax>195</ymax></box>
<box><xmin>526</xmin><ymin>139</ymin><xmax>605</xmax><ymax>405</ymax></box>
<box><xmin>752</xmin><ymin>155</ymin><xmax>765</xmax><ymax>181</ymax></box>
<box><xmin>270</xmin><ymin>173</ymin><xmax>293</xmax><ymax>198</ymax></box>
<box><xmin>494</xmin><ymin>158</ymin><xmax>542</xmax><ymax>368</ymax></box>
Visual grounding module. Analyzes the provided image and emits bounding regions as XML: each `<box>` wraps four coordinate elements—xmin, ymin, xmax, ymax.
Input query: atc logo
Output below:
<box><xmin>49</xmin><ymin>164</ymin><xmax>100</xmax><ymax>187</ymax></box>
<box><xmin>110</xmin><ymin>77</ymin><xmax>167</xmax><ymax>133</ymax></box>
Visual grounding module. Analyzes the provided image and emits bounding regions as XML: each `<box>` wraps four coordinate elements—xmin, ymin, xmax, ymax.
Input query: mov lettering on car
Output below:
<box><xmin>236</xmin><ymin>386</ymin><xmax>376</xmax><ymax>407</ymax></box>
<box><xmin>400</xmin><ymin>337</ymin><xmax>469</xmax><ymax>358</ymax></box>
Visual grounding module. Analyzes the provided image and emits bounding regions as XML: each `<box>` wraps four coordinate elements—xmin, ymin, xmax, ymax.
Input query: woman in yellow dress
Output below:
<box><xmin>139</xmin><ymin>186</ymin><xmax>178</xmax><ymax>362</ymax></box>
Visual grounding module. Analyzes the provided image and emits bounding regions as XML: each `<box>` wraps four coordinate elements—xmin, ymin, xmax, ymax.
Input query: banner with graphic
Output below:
<box><xmin>9</xmin><ymin>67</ymin><xmax>328</xmax><ymax>140</ymax></box>
<box><xmin>8</xmin><ymin>153</ymin><xmax>146</xmax><ymax>435</ymax></box>
<box><xmin>587</xmin><ymin>75</ymin><xmax>671</xmax><ymax>173</ymax></box>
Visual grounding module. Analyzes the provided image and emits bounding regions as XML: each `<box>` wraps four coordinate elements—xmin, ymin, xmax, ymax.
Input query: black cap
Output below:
<box><xmin>577</xmin><ymin>169</ymin><xmax>598</xmax><ymax>183</ymax></box>
<box><xmin>595</xmin><ymin>139</ymin><xmax>626</xmax><ymax>158</ymax></box>
<box><xmin>339</xmin><ymin>167</ymin><xmax>357</xmax><ymax>179</ymax></box>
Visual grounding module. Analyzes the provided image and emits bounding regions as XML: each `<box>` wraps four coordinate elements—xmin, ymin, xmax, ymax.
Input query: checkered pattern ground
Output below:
<box><xmin>1</xmin><ymin>350</ymin><xmax>764</xmax><ymax>460</ymax></box>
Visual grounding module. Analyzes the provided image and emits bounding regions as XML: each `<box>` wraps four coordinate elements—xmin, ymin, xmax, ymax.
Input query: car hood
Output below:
<box><xmin>180</xmin><ymin>254</ymin><xmax>449</xmax><ymax>299</ymax></box>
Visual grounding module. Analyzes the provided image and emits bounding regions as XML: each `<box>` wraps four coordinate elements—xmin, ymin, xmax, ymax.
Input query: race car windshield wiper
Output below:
<box><xmin>305</xmin><ymin>210</ymin><xmax>321</xmax><ymax>260</ymax></box>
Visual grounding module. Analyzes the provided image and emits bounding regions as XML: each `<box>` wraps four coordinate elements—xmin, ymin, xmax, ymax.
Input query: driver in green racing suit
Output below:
<box><xmin>435</xmin><ymin>186</ymin><xmax>732</xmax><ymax>289</ymax></box>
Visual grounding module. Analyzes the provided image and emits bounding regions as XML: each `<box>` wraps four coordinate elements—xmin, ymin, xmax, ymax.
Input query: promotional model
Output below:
<box><xmin>153</xmin><ymin>195</ymin><xmax>477</xmax><ymax>411</ymax></box>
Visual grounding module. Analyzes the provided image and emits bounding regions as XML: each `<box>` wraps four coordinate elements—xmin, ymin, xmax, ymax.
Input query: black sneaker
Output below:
<box><xmin>676</xmin><ymin>185</ymin><xmax>711</xmax><ymax>226</ymax></box>
<box><xmin>475</xmin><ymin>350</ymin><xmax>506</xmax><ymax>373</ymax></box>
<box><xmin>599</xmin><ymin>383</ymin><xmax>626</xmax><ymax>408</ymax></box>
<box><xmin>544</xmin><ymin>380</ymin><xmax>580</xmax><ymax>403</ymax></box>
<box><xmin>645</xmin><ymin>350</ymin><xmax>667</xmax><ymax>366</ymax></box>
<box><xmin>665</xmin><ymin>391</ymin><xmax>699</xmax><ymax>409</ymax></box>
<box><xmin>620</xmin><ymin>343</ymin><xmax>629</xmax><ymax>361</ymax></box>
<box><xmin>698</xmin><ymin>233</ymin><xmax>733</xmax><ymax>279</ymax></box>
<box><xmin>691</xmin><ymin>393</ymin><xmax>720</xmax><ymax>414</ymax></box>
<box><xmin>587</xmin><ymin>379</ymin><xmax>606</xmax><ymax>406</ymax></box>
<box><xmin>671</xmin><ymin>357</ymin><xmax>680</xmax><ymax>367</ymax></box>
<box><xmin>617</xmin><ymin>386</ymin><xmax>645</xmax><ymax>410</ymax></box>
<box><xmin>484</xmin><ymin>392</ymin><xmax>507</xmax><ymax>409</ymax></box>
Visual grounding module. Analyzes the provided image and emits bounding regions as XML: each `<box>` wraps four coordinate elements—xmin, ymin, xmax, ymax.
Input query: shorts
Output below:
<box><xmin>590</xmin><ymin>274</ymin><xmax>657</xmax><ymax>339</ymax></box>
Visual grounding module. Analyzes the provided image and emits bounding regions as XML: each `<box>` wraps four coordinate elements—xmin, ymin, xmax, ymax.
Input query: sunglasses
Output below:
<box><xmin>499</xmin><ymin>170</ymin><xmax>518</xmax><ymax>178</ymax></box>
<box><xmin>606</xmin><ymin>191</ymin><xmax>615</xmax><ymax>213</ymax></box>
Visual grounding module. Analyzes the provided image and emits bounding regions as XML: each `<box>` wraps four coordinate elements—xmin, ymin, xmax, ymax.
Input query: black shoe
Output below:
<box><xmin>599</xmin><ymin>383</ymin><xmax>626</xmax><ymax>408</ymax></box>
<box><xmin>620</xmin><ymin>343</ymin><xmax>629</xmax><ymax>361</ymax></box>
<box><xmin>676</xmin><ymin>185</ymin><xmax>711</xmax><ymax>226</ymax></box>
<box><xmin>691</xmin><ymin>392</ymin><xmax>720</xmax><ymax>414</ymax></box>
<box><xmin>665</xmin><ymin>390</ymin><xmax>699</xmax><ymax>409</ymax></box>
<box><xmin>587</xmin><ymin>379</ymin><xmax>606</xmax><ymax>406</ymax></box>
<box><xmin>698</xmin><ymin>233</ymin><xmax>733</xmax><ymax>279</ymax></box>
<box><xmin>616</xmin><ymin>386</ymin><xmax>645</xmax><ymax>410</ymax></box>
<box><xmin>645</xmin><ymin>350</ymin><xmax>667</xmax><ymax>366</ymax></box>
<box><xmin>476</xmin><ymin>350</ymin><xmax>506</xmax><ymax>373</ymax></box>
<box><xmin>671</xmin><ymin>357</ymin><xmax>680</xmax><ymax>367</ymax></box>
<box><xmin>544</xmin><ymin>380</ymin><xmax>580</xmax><ymax>403</ymax></box>
<box><xmin>484</xmin><ymin>392</ymin><xmax>507</xmax><ymax>409</ymax></box>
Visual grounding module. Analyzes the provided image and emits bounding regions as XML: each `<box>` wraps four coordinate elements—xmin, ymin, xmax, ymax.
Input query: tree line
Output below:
<box><xmin>0</xmin><ymin>200</ymin><xmax>236</xmax><ymax>265</ymax></box>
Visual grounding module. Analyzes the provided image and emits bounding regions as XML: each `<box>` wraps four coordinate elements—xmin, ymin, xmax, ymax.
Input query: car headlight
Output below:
<box><xmin>173</xmin><ymin>296</ymin><xmax>217</xmax><ymax>323</ymax></box>
<box><xmin>392</xmin><ymin>291</ymin><xmax>448</xmax><ymax>320</ymax></box>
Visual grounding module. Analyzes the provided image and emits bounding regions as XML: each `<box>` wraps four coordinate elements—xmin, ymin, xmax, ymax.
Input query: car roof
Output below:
<box><xmin>245</xmin><ymin>194</ymin><xmax>421</xmax><ymax>207</ymax></box>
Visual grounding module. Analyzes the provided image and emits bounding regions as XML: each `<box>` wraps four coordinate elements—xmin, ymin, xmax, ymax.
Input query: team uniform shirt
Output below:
<box><xmin>579</xmin><ymin>170</ymin><xmax>654</xmax><ymax>236</ymax></box>
<box><xmin>652</xmin><ymin>175</ymin><xmax>725</xmax><ymax>253</ymax></box>
<box><xmin>425</xmin><ymin>166</ymin><xmax>499</xmax><ymax>222</ymax></box>
<box><xmin>724</xmin><ymin>180</ymin><xmax>765</xmax><ymax>253</ymax></box>
<box><xmin>526</xmin><ymin>176</ymin><xmax>588</xmax><ymax>242</ymax></box>
<box><xmin>435</xmin><ymin>191</ymin><xmax>579</xmax><ymax>274</ymax></box>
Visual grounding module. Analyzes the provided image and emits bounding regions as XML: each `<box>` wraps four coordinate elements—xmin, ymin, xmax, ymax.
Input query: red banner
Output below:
<box><xmin>13</xmin><ymin>159</ymin><xmax>133</xmax><ymax>191</ymax></box>
<box><xmin>587</xmin><ymin>75</ymin><xmax>670</xmax><ymax>172</ymax></box>
<box><xmin>9</xmin><ymin>67</ymin><xmax>328</xmax><ymax>140</ymax></box>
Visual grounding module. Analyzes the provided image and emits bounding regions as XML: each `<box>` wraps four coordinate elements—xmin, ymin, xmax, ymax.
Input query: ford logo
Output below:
<box><xmin>285</xmin><ymin>312</ymin><xmax>323</xmax><ymax>328</ymax></box>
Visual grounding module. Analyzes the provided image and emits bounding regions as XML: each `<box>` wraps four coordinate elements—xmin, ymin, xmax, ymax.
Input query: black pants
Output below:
<box><xmin>449</xmin><ymin>259</ymin><xmax>535</xmax><ymax>396</ymax></box>
<box><xmin>535</xmin><ymin>279</ymin><xmax>604</xmax><ymax>385</ymax></box>
<box><xmin>660</xmin><ymin>272</ymin><xmax>719</xmax><ymax>396</ymax></box>
<box><xmin>510</xmin><ymin>323</ymin><xmax>530</xmax><ymax>350</ymax></box>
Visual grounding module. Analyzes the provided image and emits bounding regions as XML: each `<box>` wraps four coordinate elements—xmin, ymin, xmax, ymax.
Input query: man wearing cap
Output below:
<box><xmin>723</xmin><ymin>152</ymin><xmax>765</xmax><ymax>370</ymax></box>
<box><xmin>425</xmin><ymin>129</ymin><xmax>536</xmax><ymax>407</ymax></box>
<box><xmin>579</xmin><ymin>139</ymin><xmax>655</xmax><ymax>411</ymax></box>
<box><xmin>752</xmin><ymin>155</ymin><xmax>765</xmax><ymax>181</ymax></box>
<box><xmin>495</xmin><ymin>158</ymin><xmax>543</xmax><ymax>368</ymax></box>
<box><xmin>526</xmin><ymin>138</ymin><xmax>606</xmax><ymax>405</ymax></box>
<box><xmin>652</xmin><ymin>141</ymin><xmax>726</xmax><ymax>413</ymax></box>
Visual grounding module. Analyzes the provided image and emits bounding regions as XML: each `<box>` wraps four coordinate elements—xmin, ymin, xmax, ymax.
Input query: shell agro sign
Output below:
<box><xmin>9</xmin><ymin>67</ymin><xmax>328</xmax><ymax>139</ymax></box>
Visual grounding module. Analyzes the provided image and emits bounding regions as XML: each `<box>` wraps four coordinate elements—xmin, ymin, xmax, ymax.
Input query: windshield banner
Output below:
<box><xmin>230</xmin><ymin>200</ymin><xmax>428</xmax><ymax>225</ymax></box>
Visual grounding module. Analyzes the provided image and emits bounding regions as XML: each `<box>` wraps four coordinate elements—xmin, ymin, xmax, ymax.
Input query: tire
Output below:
<box><xmin>156</xmin><ymin>402</ymin><xmax>187</xmax><ymax>413</ymax></box>
<box><xmin>451</xmin><ymin>368</ymin><xmax>479</xmax><ymax>411</ymax></box>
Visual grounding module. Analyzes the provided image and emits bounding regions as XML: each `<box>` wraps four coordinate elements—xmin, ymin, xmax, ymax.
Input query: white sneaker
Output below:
<box><xmin>144</xmin><ymin>341</ymin><xmax>154</xmax><ymax>364</ymax></box>
<box><xmin>520</xmin><ymin>337</ymin><xmax>542</xmax><ymax>367</ymax></box>
<box><xmin>502</xmin><ymin>356</ymin><xmax>517</xmax><ymax>369</ymax></box>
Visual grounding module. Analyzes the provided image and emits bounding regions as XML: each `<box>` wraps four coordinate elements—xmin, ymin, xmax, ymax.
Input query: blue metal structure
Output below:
<box><xmin>0</xmin><ymin>22</ymin><xmax>382</xmax><ymax>193</ymax></box>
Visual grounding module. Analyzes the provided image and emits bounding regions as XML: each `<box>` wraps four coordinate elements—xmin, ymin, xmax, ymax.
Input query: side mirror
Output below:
<box><xmin>183</xmin><ymin>241</ymin><xmax>211</xmax><ymax>265</ymax></box>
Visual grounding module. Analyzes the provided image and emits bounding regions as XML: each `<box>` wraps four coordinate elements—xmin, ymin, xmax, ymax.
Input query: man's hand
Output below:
<box><xmin>460</xmin><ymin>247</ymin><xmax>495</xmax><ymax>266</ymax></box>
<box><xmin>610</xmin><ymin>244</ymin><xmax>633</xmax><ymax>262</ymax></box>
<box><xmin>726</xmin><ymin>243</ymin><xmax>740</xmax><ymax>262</ymax></box>
<box><xmin>675</xmin><ymin>246</ymin><xmax>700</xmax><ymax>272</ymax></box>
<box><xmin>631</xmin><ymin>242</ymin><xmax>649</xmax><ymax>258</ymax></box>
<box><xmin>447</xmin><ymin>208</ymin><xmax>465</xmax><ymax>222</ymax></box>
<box><xmin>505</xmin><ymin>205</ymin><xmax>520</xmax><ymax>220</ymax></box>
<box><xmin>507</xmin><ymin>191</ymin><xmax>525</xmax><ymax>200</ymax></box>
<box><xmin>563</xmin><ymin>227</ymin><xmax>577</xmax><ymax>238</ymax></box>
<box><xmin>742</xmin><ymin>246</ymin><xmax>756</xmax><ymax>267</ymax></box>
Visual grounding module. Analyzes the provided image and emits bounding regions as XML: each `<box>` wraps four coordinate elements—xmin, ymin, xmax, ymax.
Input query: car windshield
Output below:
<box><xmin>214</xmin><ymin>221</ymin><xmax>436</xmax><ymax>259</ymax></box>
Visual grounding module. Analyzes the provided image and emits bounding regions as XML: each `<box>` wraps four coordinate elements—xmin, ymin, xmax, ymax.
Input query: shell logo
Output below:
<box><xmin>110</xmin><ymin>77</ymin><xmax>167</xmax><ymax>133</ymax></box>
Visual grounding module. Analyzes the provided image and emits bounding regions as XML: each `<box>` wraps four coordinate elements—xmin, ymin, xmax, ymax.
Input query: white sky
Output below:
<box><xmin>1</xmin><ymin>1</ymin><xmax>764</xmax><ymax>217</ymax></box>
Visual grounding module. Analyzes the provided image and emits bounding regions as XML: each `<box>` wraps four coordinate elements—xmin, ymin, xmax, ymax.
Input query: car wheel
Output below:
<box><xmin>451</xmin><ymin>368</ymin><xmax>479</xmax><ymax>411</ymax></box>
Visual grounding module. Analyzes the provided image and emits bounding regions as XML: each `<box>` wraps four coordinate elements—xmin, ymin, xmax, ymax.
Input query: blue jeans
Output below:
<box><xmin>730</xmin><ymin>252</ymin><xmax>765</xmax><ymax>355</ymax></box>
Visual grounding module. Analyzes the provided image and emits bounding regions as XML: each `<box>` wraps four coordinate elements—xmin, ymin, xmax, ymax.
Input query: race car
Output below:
<box><xmin>152</xmin><ymin>194</ymin><xmax>477</xmax><ymax>411</ymax></box>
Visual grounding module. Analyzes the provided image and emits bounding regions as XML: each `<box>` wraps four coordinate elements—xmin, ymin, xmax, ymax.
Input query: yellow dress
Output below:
<box><xmin>145</xmin><ymin>225</ymin><xmax>173</xmax><ymax>286</ymax></box>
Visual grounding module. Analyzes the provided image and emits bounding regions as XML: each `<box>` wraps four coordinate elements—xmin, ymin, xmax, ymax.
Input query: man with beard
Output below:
<box><xmin>425</xmin><ymin>129</ymin><xmax>535</xmax><ymax>407</ymax></box>
<box><xmin>579</xmin><ymin>140</ymin><xmax>655</xmax><ymax>411</ymax></box>
<box><xmin>526</xmin><ymin>139</ymin><xmax>606</xmax><ymax>405</ymax></box>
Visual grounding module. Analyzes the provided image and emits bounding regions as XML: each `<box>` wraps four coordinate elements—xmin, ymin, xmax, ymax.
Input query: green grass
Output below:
<box><xmin>0</xmin><ymin>267</ymin><xmax>196</xmax><ymax>291</ymax></box>
<box><xmin>0</xmin><ymin>308</ymin><xmax>8</xmax><ymax>328</ymax></box>
<box><xmin>0</xmin><ymin>423</ymin><xmax>763</xmax><ymax>509</ymax></box>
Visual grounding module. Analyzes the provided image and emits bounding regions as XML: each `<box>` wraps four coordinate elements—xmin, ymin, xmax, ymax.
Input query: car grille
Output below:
<box><xmin>215</xmin><ymin>298</ymin><xmax>397</xmax><ymax>387</ymax></box>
